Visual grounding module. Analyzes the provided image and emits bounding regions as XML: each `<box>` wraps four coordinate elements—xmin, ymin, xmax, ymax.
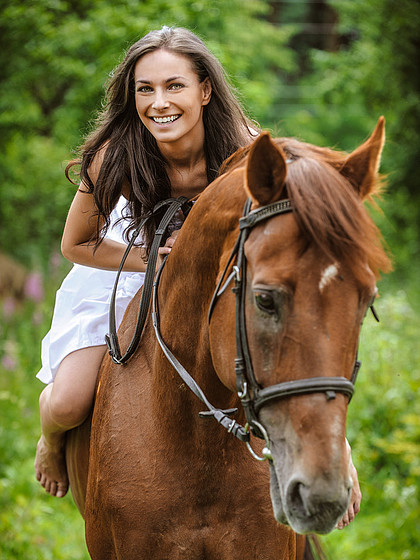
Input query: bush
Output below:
<box><xmin>322</xmin><ymin>289</ymin><xmax>420</xmax><ymax>558</ymax></box>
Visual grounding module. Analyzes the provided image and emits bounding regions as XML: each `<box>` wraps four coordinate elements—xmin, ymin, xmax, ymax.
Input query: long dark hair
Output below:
<box><xmin>66</xmin><ymin>26</ymin><xmax>256</xmax><ymax>253</ymax></box>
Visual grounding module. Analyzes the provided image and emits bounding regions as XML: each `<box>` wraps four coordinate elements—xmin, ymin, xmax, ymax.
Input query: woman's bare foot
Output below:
<box><xmin>35</xmin><ymin>434</ymin><xmax>69</xmax><ymax>498</ymax></box>
<box><xmin>35</xmin><ymin>346</ymin><xmax>107</xmax><ymax>498</ymax></box>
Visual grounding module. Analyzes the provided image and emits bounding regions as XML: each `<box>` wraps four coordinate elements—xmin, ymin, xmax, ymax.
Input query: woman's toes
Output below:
<box><xmin>34</xmin><ymin>435</ymin><xmax>68</xmax><ymax>498</ymax></box>
<box><xmin>49</xmin><ymin>481</ymin><xmax>58</xmax><ymax>496</ymax></box>
<box><xmin>56</xmin><ymin>483</ymin><xmax>68</xmax><ymax>498</ymax></box>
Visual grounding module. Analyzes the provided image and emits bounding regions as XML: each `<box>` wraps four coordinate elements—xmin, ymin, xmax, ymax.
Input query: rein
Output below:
<box><xmin>105</xmin><ymin>197</ymin><xmax>192</xmax><ymax>365</ymax></box>
<box><xmin>152</xmin><ymin>260</ymin><xmax>249</xmax><ymax>442</ymax></box>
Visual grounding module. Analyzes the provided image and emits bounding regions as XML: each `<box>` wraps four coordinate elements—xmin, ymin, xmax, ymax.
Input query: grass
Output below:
<box><xmin>321</xmin><ymin>285</ymin><xmax>420</xmax><ymax>558</ymax></box>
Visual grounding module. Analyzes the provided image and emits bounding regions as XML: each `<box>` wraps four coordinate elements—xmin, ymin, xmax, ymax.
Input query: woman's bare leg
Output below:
<box><xmin>34</xmin><ymin>345</ymin><xmax>106</xmax><ymax>497</ymax></box>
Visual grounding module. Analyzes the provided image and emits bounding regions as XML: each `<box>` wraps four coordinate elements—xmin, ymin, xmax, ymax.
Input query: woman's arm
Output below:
<box><xmin>61</xmin><ymin>151</ymin><xmax>147</xmax><ymax>272</ymax></box>
<box><xmin>61</xmin><ymin>189</ymin><xmax>147</xmax><ymax>272</ymax></box>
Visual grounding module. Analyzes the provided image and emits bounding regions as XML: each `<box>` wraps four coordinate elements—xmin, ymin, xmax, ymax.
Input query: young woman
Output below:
<box><xmin>34</xmin><ymin>25</ymin><xmax>360</xmax><ymax>529</ymax></box>
<box><xmin>34</xmin><ymin>26</ymin><xmax>255</xmax><ymax>500</ymax></box>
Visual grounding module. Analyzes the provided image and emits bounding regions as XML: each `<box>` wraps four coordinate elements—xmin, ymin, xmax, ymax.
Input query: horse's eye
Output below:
<box><xmin>254</xmin><ymin>291</ymin><xmax>276</xmax><ymax>314</ymax></box>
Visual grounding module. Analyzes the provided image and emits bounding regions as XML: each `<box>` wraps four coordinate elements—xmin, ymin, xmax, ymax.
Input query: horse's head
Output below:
<box><xmin>209</xmin><ymin>118</ymin><xmax>391</xmax><ymax>534</ymax></box>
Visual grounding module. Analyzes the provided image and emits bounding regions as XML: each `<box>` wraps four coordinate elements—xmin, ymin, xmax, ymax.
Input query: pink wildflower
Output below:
<box><xmin>1</xmin><ymin>353</ymin><xmax>17</xmax><ymax>371</ymax></box>
<box><xmin>49</xmin><ymin>252</ymin><xmax>62</xmax><ymax>275</ymax></box>
<box><xmin>24</xmin><ymin>272</ymin><xmax>44</xmax><ymax>303</ymax></box>
<box><xmin>2</xmin><ymin>297</ymin><xmax>16</xmax><ymax>318</ymax></box>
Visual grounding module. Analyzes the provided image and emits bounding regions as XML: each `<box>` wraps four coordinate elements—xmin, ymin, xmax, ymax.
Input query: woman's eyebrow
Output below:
<box><xmin>135</xmin><ymin>75</ymin><xmax>186</xmax><ymax>84</ymax></box>
<box><xmin>165</xmin><ymin>75</ymin><xmax>185</xmax><ymax>82</ymax></box>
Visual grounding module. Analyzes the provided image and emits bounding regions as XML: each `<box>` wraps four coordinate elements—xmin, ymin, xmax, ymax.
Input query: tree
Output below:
<box><xmin>269</xmin><ymin>0</ymin><xmax>420</xmax><ymax>277</ymax></box>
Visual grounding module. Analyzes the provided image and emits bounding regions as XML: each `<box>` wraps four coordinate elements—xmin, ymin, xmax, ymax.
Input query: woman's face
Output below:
<box><xmin>134</xmin><ymin>49</ymin><xmax>211</xmax><ymax>152</ymax></box>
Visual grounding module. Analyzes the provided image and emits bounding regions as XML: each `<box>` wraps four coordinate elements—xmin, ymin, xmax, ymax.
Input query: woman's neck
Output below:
<box><xmin>158</xmin><ymin>136</ymin><xmax>208</xmax><ymax>198</ymax></box>
<box><xmin>166</xmin><ymin>158</ymin><xmax>208</xmax><ymax>199</ymax></box>
<box><xmin>158</xmin><ymin>134</ymin><xmax>205</xmax><ymax>171</ymax></box>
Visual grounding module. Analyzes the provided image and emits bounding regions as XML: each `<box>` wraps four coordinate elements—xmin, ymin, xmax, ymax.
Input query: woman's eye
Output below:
<box><xmin>137</xmin><ymin>86</ymin><xmax>153</xmax><ymax>93</ymax></box>
<box><xmin>254</xmin><ymin>291</ymin><xmax>276</xmax><ymax>314</ymax></box>
<box><xmin>169</xmin><ymin>83</ymin><xmax>183</xmax><ymax>91</ymax></box>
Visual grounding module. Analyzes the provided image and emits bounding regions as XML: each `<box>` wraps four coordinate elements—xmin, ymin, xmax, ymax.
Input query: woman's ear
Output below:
<box><xmin>201</xmin><ymin>77</ymin><xmax>212</xmax><ymax>106</ymax></box>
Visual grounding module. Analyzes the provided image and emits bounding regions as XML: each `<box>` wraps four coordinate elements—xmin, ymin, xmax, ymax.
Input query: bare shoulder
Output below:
<box><xmin>83</xmin><ymin>142</ymin><xmax>131</xmax><ymax>200</ymax></box>
<box><xmin>82</xmin><ymin>143</ymin><xmax>109</xmax><ymax>189</ymax></box>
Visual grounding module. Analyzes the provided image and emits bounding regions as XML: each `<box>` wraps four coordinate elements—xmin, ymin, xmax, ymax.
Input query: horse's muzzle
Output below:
<box><xmin>269</xmin><ymin>460</ymin><xmax>352</xmax><ymax>534</ymax></box>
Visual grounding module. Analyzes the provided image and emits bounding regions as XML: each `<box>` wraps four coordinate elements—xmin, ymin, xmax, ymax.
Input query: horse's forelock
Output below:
<box><xmin>280</xmin><ymin>140</ymin><xmax>391</xmax><ymax>278</ymax></box>
<box><xmin>218</xmin><ymin>136</ymin><xmax>390</xmax><ymax>278</ymax></box>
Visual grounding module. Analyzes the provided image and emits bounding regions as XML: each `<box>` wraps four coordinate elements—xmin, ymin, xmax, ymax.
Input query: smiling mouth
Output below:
<box><xmin>150</xmin><ymin>115</ymin><xmax>181</xmax><ymax>124</ymax></box>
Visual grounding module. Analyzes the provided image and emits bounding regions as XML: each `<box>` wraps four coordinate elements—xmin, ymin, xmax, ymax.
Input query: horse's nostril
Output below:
<box><xmin>286</xmin><ymin>475</ymin><xmax>351</xmax><ymax>527</ymax></box>
<box><xmin>289</xmin><ymin>481</ymin><xmax>312</xmax><ymax>518</ymax></box>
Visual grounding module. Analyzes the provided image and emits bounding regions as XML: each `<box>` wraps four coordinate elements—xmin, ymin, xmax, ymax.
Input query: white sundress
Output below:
<box><xmin>36</xmin><ymin>198</ymin><xmax>145</xmax><ymax>384</ymax></box>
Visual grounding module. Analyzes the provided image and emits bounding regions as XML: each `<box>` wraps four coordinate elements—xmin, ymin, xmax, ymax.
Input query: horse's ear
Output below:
<box><xmin>340</xmin><ymin>116</ymin><xmax>385</xmax><ymax>199</ymax></box>
<box><xmin>245</xmin><ymin>132</ymin><xmax>287</xmax><ymax>206</ymax></box>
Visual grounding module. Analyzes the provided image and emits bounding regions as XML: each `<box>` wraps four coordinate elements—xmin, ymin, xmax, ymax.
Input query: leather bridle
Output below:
<box><xmin>108</xmin><ymin>195</ymin><xmax>377</xmax><ymax>460</ymax></box>
<box><xmin>207</xmin><ymin>198</ymin><xmax>361</xmax><ymax>442</ymax></box>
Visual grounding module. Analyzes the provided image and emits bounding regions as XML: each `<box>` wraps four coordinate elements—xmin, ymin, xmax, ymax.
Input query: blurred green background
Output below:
<box><xmin>0</xmin><ymin>1</ymin><xmax>419</xmax><ymax>558</ymax></box>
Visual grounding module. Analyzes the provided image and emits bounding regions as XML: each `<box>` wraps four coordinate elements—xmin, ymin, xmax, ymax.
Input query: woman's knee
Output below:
<box><xmin>42</xmin><ymin>346</ymin><xmax>105</xmax><ymax>429</ymax></box>
<box><xmin>48</xmin><ymin>385</ymin><xmax>93</xmax><ymax>429</ymax></box>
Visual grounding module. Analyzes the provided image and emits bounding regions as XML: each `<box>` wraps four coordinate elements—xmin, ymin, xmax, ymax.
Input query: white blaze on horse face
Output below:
<box><xmin>319</xmin><ymin>263</ymin><xmax>339</xmax><ymax>292</ymax></box>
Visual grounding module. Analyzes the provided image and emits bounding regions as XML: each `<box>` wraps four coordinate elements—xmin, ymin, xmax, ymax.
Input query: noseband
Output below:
<box><xmin>208</xmin><ymin>198</ymin><xmax>360</xmax><ymax>442</ymax></box>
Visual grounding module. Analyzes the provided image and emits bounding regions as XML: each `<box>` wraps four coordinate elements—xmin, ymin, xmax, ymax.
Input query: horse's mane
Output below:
<box><xmin>220</xmin><ymin>138</ymin><xmax>392</xmax><ymax>279</ymax></box>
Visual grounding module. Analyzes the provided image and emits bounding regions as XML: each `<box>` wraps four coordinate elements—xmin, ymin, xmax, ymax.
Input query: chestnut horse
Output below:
<box><xmin>66</xmin><ymin>118</ymin><xmax>390</xmax><ymax>559</ymax></box>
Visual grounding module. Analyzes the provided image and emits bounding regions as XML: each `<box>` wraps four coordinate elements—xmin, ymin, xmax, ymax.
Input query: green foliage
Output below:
<box><xmin>0</xmin><ymin>135</ymin><xmax>73</xmax><ymax>269</ymax></box>
<box><xmin>322</xmin><ymin>290</ymin><xmax>420</xmax><ymax>558</ymax></box>
<box><xmin>273</xmin><ymin>0</ymin><xmax>420</xmax><ymax>278</ymax></box>
<box><xmin>0</xmin><ymin>261</ymin><xmax>88</xmax><ymax>559</ymax></box>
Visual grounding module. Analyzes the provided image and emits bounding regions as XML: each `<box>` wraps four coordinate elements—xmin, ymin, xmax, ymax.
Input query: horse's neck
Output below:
<box><xmin>154</xmin><ymin>181</ymin><xmax>243</xmax><ymax>407</ymax></box>
<box><xmin>156</xmin><ymin>260</ymin><xmax>222</xmax><ymax>397</ymax></box>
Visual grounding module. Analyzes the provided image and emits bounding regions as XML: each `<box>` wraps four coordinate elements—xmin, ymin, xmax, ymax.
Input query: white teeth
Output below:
<box><xmin>152</xmin><ymin>115</ymin><xmax>179</xmax><ymax>124</ymax></box>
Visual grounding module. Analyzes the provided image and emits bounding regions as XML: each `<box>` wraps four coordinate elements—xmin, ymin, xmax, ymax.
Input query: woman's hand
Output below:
<box><xmin>158</xmin><ymin>229</ymin><xmax>181</xmax><ymax>256</ymax></box>
<box><xmin>336</xmin><ymin>440</ymin><xmax>362</xmax><ymax>530</ymax></box>
<box><xmin>157</xmin><ymin>229</ymin><xmax>181</xmax><ymax>267</ymax></box>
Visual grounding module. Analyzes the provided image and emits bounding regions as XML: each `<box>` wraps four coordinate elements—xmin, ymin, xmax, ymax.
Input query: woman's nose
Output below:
<box><xmin>152</xmin><ymin>89</ymin><xmax>169</xmax><ymax>110</ymax></box>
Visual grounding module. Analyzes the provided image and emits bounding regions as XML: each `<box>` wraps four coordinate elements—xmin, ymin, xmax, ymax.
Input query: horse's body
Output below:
<box><xmin>67</xmin><ymin>120</ymin><xmax>390</xmax><ymax>559</ymax></box>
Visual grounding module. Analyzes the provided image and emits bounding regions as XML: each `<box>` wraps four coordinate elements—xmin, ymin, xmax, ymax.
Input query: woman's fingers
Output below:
<box><xmin>336</xmin><ymin>441</ymin><xmax>362</xmax><ymax>530</ymax></box>
<box><xmin>158</xmin><ymin>229</ymin><xmax>181</xmax><ymax>255</ymax></box>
